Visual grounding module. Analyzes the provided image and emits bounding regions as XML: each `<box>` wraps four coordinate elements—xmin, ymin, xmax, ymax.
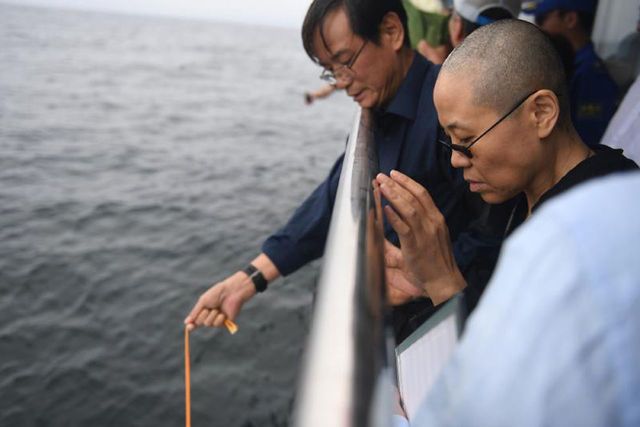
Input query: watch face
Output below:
<box><xmin>252</xmin><ymin>271</ymin><xmax>269</xmax><ymax>292</ymax></box>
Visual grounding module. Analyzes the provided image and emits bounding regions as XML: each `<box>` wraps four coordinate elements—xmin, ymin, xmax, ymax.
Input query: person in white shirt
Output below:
<box><xmin>408</xmin><ymin>172</ymin><xmax>640</xmax><ymax>427</ymax></box>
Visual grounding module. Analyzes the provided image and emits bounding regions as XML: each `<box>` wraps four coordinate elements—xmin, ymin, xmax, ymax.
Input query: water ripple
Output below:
<box><xmin>0</xmin><ymin>3</ymin><xmax>355</xmax><ymax>426</ymax></box>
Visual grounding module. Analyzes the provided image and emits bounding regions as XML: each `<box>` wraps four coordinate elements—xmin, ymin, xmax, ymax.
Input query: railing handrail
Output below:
<box><xmin>293</xmin><ymin>108</ymin><xmax>394</xmax><ymax>427</ymax></box>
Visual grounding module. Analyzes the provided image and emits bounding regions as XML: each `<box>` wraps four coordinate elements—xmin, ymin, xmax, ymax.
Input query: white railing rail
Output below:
<box><xmin>293</xmin><ymin>108</ymin><xmax>395</xmax><ymax>427</ymax></box>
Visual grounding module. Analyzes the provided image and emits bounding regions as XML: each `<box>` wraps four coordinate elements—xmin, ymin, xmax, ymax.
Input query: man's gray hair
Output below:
<box><xmin>442</xmin><ymin>19</ymin><xmax>570</xmax><ymax>125</ymax></box>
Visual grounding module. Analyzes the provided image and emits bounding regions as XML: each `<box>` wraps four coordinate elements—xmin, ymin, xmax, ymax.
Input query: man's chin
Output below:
<box><xmin>351</xmin><ymin>90</ymin><xmax>380</xmax><ymax>109</ymax></box>
<box><xmin>355</xmin><ymin>96</ymin><xmax>376</xmax><ymax>109</ymax></box>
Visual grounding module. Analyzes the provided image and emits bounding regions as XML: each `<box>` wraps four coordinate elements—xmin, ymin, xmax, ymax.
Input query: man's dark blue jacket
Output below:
<box><xmin>262</xmin><ymin>54</ymin><xmax>506</xmax><ymax>339</ymax></box>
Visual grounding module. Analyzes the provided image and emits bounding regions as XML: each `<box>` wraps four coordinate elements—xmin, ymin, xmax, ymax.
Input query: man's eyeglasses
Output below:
<box><xmin>319</xmin><ymin>40</ymin><xmax>368</xmax><ymax>85</ymax></box>
<box><xmin>438</xmin><ymin>90</ymin><xmax>538</xmax><ymax>159</ymax></box>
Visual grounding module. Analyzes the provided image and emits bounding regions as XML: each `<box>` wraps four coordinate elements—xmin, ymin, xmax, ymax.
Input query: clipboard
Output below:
<box><xmin>395</xmin><ymin>294</ymin><xmax>466</xmax><ymax>421</ymax></box>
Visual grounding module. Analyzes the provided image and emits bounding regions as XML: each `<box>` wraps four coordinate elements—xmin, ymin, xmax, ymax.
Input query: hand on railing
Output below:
<box><xmin>376</xmin><ymin>170</ymin><xmax>467</xmax><ymax>305</ymax></box>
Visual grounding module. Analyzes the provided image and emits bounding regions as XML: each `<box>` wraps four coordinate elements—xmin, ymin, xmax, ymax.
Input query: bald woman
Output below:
<box><xmin>377</xmin><ymin>19</ymin><xmax>637</xmax><ymax>306</ymax></box>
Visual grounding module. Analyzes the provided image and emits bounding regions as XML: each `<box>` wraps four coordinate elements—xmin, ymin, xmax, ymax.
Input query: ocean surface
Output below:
<box><xmin>0</xmin><ymin>4</ymin><xmax>356</xmax><ymax>426</ymax></box>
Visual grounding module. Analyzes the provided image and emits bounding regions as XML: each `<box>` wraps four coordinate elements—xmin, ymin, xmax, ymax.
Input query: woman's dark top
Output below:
<box><xmin>395</xmin><ymin>144</ymin><xmax>637</xmax><ymax>343</ymax></box>
<box><xmin>505</xmin><ymin>144</ymin><xmax>639</xmax><ymax>236</ymax></box>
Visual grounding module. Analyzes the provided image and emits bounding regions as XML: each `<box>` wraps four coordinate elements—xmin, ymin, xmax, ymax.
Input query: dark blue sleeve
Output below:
<box><xmin>261</xmin><ymin>153</ymin><xmax>344</xmax><ymax>276</ymax></box>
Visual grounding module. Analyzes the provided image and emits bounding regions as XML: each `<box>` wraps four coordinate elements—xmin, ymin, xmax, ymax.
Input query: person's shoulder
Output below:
<box><xmin>530</xmin><ymin>172</ymin><xmax>640</xmax><ymax>287</ymax></box>
<box><xmin>406</xmin><ymin>56</ymin><xmax>440</xmax><ymax>124</ymax></box>
<box><xmin>535</xmin><ymin>172</ymin><xmax>640</xmax><ymax>234</ymax></box>
<box><xmin>591</xmin><ymin>59</ymin><xmax>618</xmax><ymax>86</ymax></box>
<box><xmin>572</xmin><ymin>63</ymin><xmax>619</xmax><ymax>114</ymax></box>
<box><xmin>415</xmin><ymin>55</ymin><xmax>440</xmax><ymax>101</ymax></box>
<box><xmin>423</xmin><ymin>59</ymin><xmax>441</xmax><ymax>87</ymax></box>
<box><xmin>592</xmin><ymin>144</ymin><xmax>639</xmax><ymax>170</ymax></box>
<box><xmin>574</xmin><ymin>60</ymin><xmax>617</xmax><ymax>86</ymax></box>
<box><xmin>585</xmin><ymin>54</ymin><xmax>617</xmax><ymax>83</ymax></box>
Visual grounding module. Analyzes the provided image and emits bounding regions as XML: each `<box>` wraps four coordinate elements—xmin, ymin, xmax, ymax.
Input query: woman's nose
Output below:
<box><xmin>450</xmin><ymin>149</ymin><xmax>471</xmax><ymax>169</ymax></box>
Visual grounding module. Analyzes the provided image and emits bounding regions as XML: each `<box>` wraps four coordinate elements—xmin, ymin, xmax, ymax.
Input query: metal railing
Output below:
<box><xmin>293</xmin><ymin>108</ymin><xmax>395</xmax><ymax>427</ymax></box>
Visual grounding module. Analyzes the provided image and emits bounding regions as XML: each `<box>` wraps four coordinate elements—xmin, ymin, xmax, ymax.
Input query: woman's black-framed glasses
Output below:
<box><xmin>319</xmin><ymin>40</ymin><xmax>368</xmax><ymax>85</ymax></box>
<box><xmin>439</xmin><ymin>90</ymin><xmax>538</xmax><ymax>159</ymax></box>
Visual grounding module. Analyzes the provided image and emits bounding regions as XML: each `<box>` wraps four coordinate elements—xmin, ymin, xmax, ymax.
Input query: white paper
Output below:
<box><xmin>396</xmin><ymin>315</ymin><xmax>459</xmax><ymax>421</ymax></box>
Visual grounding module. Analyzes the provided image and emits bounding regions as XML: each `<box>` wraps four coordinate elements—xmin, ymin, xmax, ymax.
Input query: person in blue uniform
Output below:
<box><xmin>531</xmin><ymin>0</ymin><xmax>619</xmax><ymax>146</ymax></box>
<box><xmin>185</xmin><ymin>0</ymin><xmax>509</xmax><ymax>340</ymax></box>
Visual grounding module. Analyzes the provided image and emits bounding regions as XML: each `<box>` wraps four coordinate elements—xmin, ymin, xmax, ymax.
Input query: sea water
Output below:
<box><xmin>0</xmin><ymin>4</ymin><xmax>355</xmax><ymax>425</ymax></box>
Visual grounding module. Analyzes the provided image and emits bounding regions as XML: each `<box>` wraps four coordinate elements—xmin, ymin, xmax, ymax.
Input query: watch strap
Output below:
<box><xmin>242</xmin><ymin>264</ymin><xmax>268</xmax><ymax>293</ymax></box>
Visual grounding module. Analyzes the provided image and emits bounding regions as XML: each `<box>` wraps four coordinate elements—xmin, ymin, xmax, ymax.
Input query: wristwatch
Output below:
<box><xmin>242</xmin><ymin>264</ymin><xmax>269</xmax><ymax>293</ymax></box>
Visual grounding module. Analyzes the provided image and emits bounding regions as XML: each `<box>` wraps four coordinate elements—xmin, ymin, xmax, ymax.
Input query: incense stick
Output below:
<box><xmin>185</xmin><ymin>327</ymin><xmax>191</xmax><ymax>427</ymax></box>
<box><xmin>184</xmin><ymin>319</ymin><xmax>238</xmax><ymax>426</ymax></box>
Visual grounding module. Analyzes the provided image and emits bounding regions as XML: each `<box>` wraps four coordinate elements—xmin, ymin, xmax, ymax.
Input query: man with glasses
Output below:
<box><xmin>185</xmin><ymin>0</ymin><xmax>510</xmax><ymax>341</ymax></box>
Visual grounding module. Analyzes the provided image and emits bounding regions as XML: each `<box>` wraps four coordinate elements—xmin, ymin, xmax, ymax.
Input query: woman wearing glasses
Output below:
<box><xmin>376</xmin><ymin>20</ymin><xmax>637</xmax><ymax>307</ymax></box>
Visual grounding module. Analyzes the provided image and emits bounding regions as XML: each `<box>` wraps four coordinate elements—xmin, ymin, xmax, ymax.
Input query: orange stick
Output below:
<box><xmin>185</xmin><ymin>327</ymin><xmax>191</xmax><ymax>427</ymax></box>
<box><xmin>224</xmin><ymin>319</ymin><xmax>238</xmax><ymax>335</ymax></box>
<box><xmin>184</xmin><ymin>319</ymin><xmax>236</xmax><ymax>427</ymax></box>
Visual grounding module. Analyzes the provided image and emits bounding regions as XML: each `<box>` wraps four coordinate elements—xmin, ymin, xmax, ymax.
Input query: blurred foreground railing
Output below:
<box><xmin>293</xmin><ymin>108</ymin><xmax>395</xmax><ymax>427</ymax></box>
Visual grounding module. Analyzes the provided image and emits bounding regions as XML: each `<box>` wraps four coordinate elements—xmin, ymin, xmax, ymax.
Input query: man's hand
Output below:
<box><xmin>184</xmin><ymin>254</ymin><xmax>280</xmax><ymax>331</ymax></box>
<box><xmin>384</xmin><ymin>240</ymin><xmax>425</xmax><ymax>305</ymax></box>
<box><xmin>376</xmin><ymin>170</ymin><xmax>466</xmax><ymax>305</ymax></box>
<box><xmin>416</xmin><ymin>39</ymin><xmax>451</xmax><ymax>65</ymax></box>
<box><xmin>184</xmin><ymin>272</ymin><xmax>256</xmax><ymax>331</ymax></box>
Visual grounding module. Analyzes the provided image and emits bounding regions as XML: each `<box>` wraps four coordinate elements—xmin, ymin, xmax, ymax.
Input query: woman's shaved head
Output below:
<box><xmin>441</xmin><ymin>19</ymin><xmax>570</xmax><ymax>126</ymax></box>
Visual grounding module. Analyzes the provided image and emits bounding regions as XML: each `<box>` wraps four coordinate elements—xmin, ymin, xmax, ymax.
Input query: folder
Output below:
<box><xmin>395</xmin><ymin>295</ymin><xmax>466</xmax><ymax>421</ymax></box>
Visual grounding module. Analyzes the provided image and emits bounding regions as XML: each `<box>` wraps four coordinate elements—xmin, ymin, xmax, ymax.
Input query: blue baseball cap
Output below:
<box><xmin>525</xmin><ymin>0</ymin><xmax>598</xmax><ymax>17</ymax></box>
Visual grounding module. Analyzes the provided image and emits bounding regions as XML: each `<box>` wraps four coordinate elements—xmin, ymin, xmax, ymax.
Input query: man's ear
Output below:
<box><xmin>531</xmin><ymin>89</ymin><xmax>560</xmax><ymax>139</ymax></box>
<box><xmin>449</xmin><ymin>13</ymin><xmax>465</xmax><ymax>47</ymax></box>
<box><xmin>380</xmin><ymin>12</ymin><xmax>405</xmax><ymax>51</ymax></box>
<box><xmin>562</xmin><ymin>10</ymin><xmax>579</xmax><ymax>31</ymax></box>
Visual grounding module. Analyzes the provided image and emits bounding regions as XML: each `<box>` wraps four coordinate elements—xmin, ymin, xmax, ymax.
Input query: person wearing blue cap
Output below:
<box><xmin>532</xmin><ymin>0</ymin><xmax>619</xmax><ymax>147</ymax></box>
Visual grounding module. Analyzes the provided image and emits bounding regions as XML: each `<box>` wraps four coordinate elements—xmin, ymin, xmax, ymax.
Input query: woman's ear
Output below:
<box><xmin>380</xmin><ymin>12</ymin><xmax>405</xmax><ymax>51</ymax></box>
<box><xmin>532</xmin><ymin>89</ymin><xmax>560</xmax><ymax>139</ymax></box>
